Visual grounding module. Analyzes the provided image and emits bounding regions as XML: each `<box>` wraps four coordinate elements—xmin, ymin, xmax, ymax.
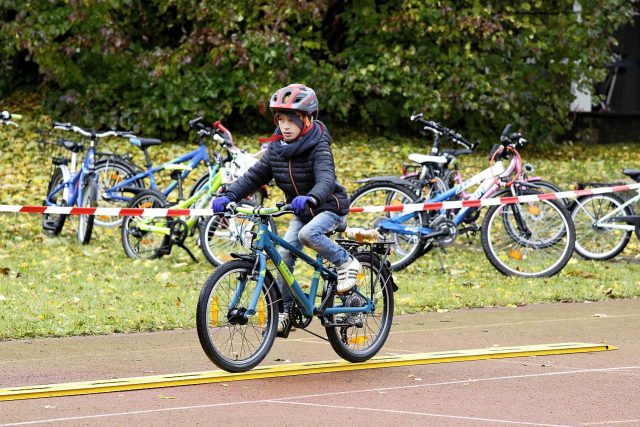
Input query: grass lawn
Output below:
<box><xmin>1</xmin><ymin>110</ymin><xmax>640</xmax><ymax>339</ymax></box>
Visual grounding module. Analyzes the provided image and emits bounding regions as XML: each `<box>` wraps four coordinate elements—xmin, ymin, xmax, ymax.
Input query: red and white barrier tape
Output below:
<box><xmin>1</xmin><ymin>182</ymin><xmax>639</xmax><ymax>217</ymax></box>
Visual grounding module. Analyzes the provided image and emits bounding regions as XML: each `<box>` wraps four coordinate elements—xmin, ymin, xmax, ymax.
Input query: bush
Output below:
<box><xmin>0</xmin><ymin>0</ymin><xmax>636</xmax><ymax>143</ymax></box>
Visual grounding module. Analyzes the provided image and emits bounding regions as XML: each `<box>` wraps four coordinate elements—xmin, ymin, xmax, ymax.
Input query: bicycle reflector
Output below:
<box><xmin>211</xmin><ymin>296</ymin><xmax>219</xmax><ymax>327</ymax></box>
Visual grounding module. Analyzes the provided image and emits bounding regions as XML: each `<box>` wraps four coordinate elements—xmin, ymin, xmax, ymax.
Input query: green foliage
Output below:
<box><xmin>0</xmin><ymin>1</ymin><xmax>636</xmax><ymax>142</ymax></box>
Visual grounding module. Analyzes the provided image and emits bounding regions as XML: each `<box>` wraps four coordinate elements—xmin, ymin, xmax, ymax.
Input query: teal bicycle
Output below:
<box><xmin>196</xmin><ymin>203</ymin><xmax>396</xmax><ymax>372</ymax></box>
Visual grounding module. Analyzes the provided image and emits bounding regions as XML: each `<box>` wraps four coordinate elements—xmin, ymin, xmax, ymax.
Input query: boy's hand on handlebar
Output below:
<box><xmin>211</xmin><ymin>196</ymin><xmax>232</xmax><ymax>213</ymax></box>
<box><xmin>291</xmin><ymin>195</ymin><xmax>316</xmax><ymax>215</ymax></box>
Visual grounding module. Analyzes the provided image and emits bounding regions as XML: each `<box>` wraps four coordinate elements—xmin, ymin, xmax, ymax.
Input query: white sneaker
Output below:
<box><xmin>336</xmin><ymin>257</ymin><xmax>362</xmax><ymax>293</ymax></box>
<box><xmin>277</xmin><ymin>312</ymin><xmax>289</xmax><ymax>333</ymax></box>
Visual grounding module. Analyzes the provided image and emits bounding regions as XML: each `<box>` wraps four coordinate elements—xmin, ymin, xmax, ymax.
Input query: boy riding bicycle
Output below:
<box><xmin>211</xmin><ymin>83</ymin><xmax>362</xmax><ymax>332</ymax></box>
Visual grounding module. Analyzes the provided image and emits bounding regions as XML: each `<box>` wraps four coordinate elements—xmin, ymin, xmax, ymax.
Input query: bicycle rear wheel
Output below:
<box><xmin>77</xmin><ymin>176</ymin><xmax>98</xmax><ymax>245</ymax></box>
<box><xmin>196</xmin><ymin>260</ymin><xmax>278</xmax><ymax>372</ymax></box>
<box><xmin>95</xmin><ymin>158</ymin><xmax>144</xmax><ymax>228</ymax></box>
<box><xmin>349</xmin><ymin>182</ymin><xmax>425</xmax><ymax>271</ymax></box>
<box><xmin>42</xmin><ymin>167</ymin><xmax>68</xmax><ymax>235</ymax></box>
<box><xmin>481</xmin><ymin>195</ymin><xmax>575</xmax><ymax>277</ymax></box>
<box><xmin>325</xmin><ymin>252</ymin><xmax>394</xmax><ymax>363</ymax></box>
<box><xmin>121</xmin><ymin>189</ymin><xmax>170</xmax><ymax>259</ymax></box>
<box><xmin>570</xmin><ymin>194</ymin><xmax>632</xmax><ymax>260</ymax></box>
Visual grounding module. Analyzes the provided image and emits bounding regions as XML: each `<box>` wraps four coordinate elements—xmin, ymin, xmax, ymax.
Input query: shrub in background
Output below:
<box><xmin>0</xmin><ymin>0</ymin><xmax>635</xmax><ymax>143</ymax></box>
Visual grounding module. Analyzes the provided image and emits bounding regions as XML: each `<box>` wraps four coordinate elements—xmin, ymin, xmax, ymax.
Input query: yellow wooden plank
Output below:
<box><xmin>0</xmin><ymin>342</ymin><xmax>615</xmax><ymax>401</ymax></box>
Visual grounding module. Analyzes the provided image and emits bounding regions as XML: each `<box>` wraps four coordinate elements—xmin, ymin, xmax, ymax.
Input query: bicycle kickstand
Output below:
<box><xmin>177</xmin><ymin>242</ymin><xmax>199</xmax><ymax>263</ymax></box>
<box><xmin>434</xmin><ymin>243</ymin><xmax>448</xmax><ymax>273</ymax></box>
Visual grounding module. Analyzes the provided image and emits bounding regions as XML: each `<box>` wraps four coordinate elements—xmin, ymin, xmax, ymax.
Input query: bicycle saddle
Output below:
<box><xmin>58</xmin><ymin>139</ymin><xmax>84</xmax><ymax>153</ymax></box>
<box><xmin>128</xmin><ymin>137</ymin><xmax>162</xmax><ymax>148</ymax></box>
<box><xmin>622</xmin><ymin>169</ymin><xmax>640</xmax><ymax>182</ymax></box>
<box><xmin>408</xmin><ymin>153</ymin><xmax>447</xmax><ymax>165</ymax></box>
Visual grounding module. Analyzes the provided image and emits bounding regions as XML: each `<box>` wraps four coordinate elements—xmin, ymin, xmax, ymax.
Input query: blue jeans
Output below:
<box><xmin>277</xmin><ymin>211</ymin><xmax>350</xmax><ymax>311</ymax></box>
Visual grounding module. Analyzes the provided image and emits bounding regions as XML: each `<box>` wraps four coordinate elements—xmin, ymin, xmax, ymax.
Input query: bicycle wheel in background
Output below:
<box><xmin>121</xmin><ymin>189</ymin><xmax>170</xmax><ymax>259</ymax></box>
<box><xmin>196</xmin><ymin>259</ymin><xmax>278</xmax><ymax>372</ymax></box>
<box><xmin>77</xmin><ymin>176</ymin><xmax>98</xmax><ymax>244</ymax></box>
<box><xmin>570</xmin><ymin>193</ymin><xmax>632</xmax><ymax>260</ymax></box>
<box><xmin>349</xmin><ymin>182</ymin><xmax>425</xmax><ymax>271</ymax></box>
<box><xmin>42</xmin><ymin>167</ymin><xmax>68</xmax><ymax>236</ymax></box>
<box><xmin>325</xmin><ymin>252</ymin><xmax>394</xmax><ymax>363</ymax></box>
<box><xmin>199</xmin><ymin>212</ymin><xmax>277</xmax><ymax>267</ymax></box>
<box><xmin>94</xmin><ymin>158</ymin><xmax>144</xmax><ymax>228</ymax></box>
<box><xmin>481</xmin><ymin>196</ymin><xmax>575</xmax><ymax>277</ymax></box>
<box><xmin>527</xmin><ymin>179</ymin><xmax>568</xmax><ymax>207</ymax></box>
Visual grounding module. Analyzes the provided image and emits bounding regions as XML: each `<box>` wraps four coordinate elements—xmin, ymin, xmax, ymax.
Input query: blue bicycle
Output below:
<box><xmin>42</xmin><ymin>122</ymin><xmax>132</xmax><ymax>244</ymax></box>
<box><xmin>196</xmin><ymin>203</ymin><xmax>396</xmax><ymax>372</ymax></box>
<box><xmin>96</xmin><ymin>117</ymin><xmax>268</xmax><ymax>228</ymax></box>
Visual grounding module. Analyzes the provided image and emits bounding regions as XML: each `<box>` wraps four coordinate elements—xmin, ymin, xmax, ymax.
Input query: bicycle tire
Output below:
<box><xmin>526</xmin><ymin>179</ymin><xmax>568</xmax><ymax>207</ymax></box>
<box><xmin>481</xmin><ymin>193</ymin><xmax>575</xmax><ymax>277</ymax></box>
<box><xmin>570</xmin><ymin>193</ymin><xmax>632</xmax><ymax>260</ymax></box>
<box><xmin>199</xmin><ymin>212</ymin><xmax>277</xmax><ymax>267</ymax></box>
<box><xmin>77</xmin><ymin>176</ymin><xmax>97</xmax><ymax>245</ymax></box>
<box><xmin>196</xmin><ymin>259</ymin><xmax>278</xmax><ymax>372</ymax></box>
<box><xmin>120</xmin><ymin>189</ymin><xmax>170</xmax><ymax>259</ymax></box>
<box><xmin>325</xmin><ymin>252</ymin><xmax>394</xmax><ymax>363</ymax></box>
<box><xmin>94</xmin><ymin>158</ymin><xmax>144</xmax><ymax>228</ymax></box>
<box><xmin>349</xmin><ymin>182</ymin><xmax>425</xmax><ymax>271</ymax></box>
<box><xmin>42</xmin><ymin>167</ymin><xmax>68</xmax><ymax>236</ymax></box>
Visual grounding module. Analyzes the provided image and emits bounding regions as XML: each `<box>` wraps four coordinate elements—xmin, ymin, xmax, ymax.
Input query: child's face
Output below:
<box><xmin>277</xmin><ymin>114</ymin><xmax>302</xmax><ymax>140</ymax></box>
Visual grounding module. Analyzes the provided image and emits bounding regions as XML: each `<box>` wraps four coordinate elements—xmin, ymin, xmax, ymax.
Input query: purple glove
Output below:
<box><xmin>212</xmin><ymin>196</ymin><xmax>231</xmax><ymax>213</ymax></box>
<box><xmin>291</xmin><ymin>195</ymin><xmax>313</xmax><ymax>215</ymax></box>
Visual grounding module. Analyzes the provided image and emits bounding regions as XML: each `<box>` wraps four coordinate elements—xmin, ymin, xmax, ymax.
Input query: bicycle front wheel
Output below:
<box><xmin>121</xmin><ymin>189</ymin><xmax>170</xmax><ymax>259</ymax></box>
<box><xmin>349</xmin><ymin>182</ymin><xmax>425</xmax><ymax>271</ymax></box>
<box><xmin>325</xmin><ymin>252</ymin><xmax>394</xmax><ymax>363</ymax></box>
<box><xmin>481</xmin><ymin>196</ymin><xmax>575</xmax><ymax>277</ymax></box>
<box><xmin>196</xmin><ymin>260</ymin><xmax>278</xmax><ymax>372</ymax></box>
<box><xmin>570</xmin><ymin>194</ymin><xmax>632</xmax><ymax>260</ymax></box>
<box><xmin>77</xmin><ymin>176</ymin><xmax>97</xmax><ymax>245</ymax></box>
<box><xmin>95</xmin><ymin>158</ymin><xmax>143</xmax><ymax>228</ymax></box>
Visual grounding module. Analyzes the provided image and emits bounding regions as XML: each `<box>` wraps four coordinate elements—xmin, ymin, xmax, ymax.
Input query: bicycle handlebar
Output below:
<box><xmin>500</xmin><ymin>123</ymin><xmax>527</xmax><ymax>147</ymax></box>
<box><xmin>52</xmin><ymin>121</ymin><xmax>132</xmax><ymax>139</ymax></box>
<box><xmin>225</xmin><ymin>202</ymin><xmax>293</xmax><ymax>217</ymax></box>
<box><xmin>410</xmin><ymin>113</ymin><xmax>475</xmax><ymax>151</ymax></box>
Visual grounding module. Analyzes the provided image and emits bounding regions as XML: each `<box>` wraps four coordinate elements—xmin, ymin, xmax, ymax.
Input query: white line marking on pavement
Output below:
<box><xmin>2</xmin><ymin>366</ymin><xmax>638</xmax><ymax>426</ymax></box>
<box><xmin>267</xmin><ymin>400</ymin><xmax>573</xmax><ymax>427</ymax></box>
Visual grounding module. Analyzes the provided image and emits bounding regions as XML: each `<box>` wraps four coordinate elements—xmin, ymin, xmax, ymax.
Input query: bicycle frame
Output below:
<box><xmin>237</xmin><ymin>215</ymin><xmax>373</xmax><ymax>320</ymax></box>
<box><xmin>45</xmin><ymin>145</ymin><xmax>95</xmax><ymax>209</ymax></box>
<box><xmin>133</xmin><ymin>163</ymin><xmax>222</xmax><ymax>235</ymax></box>
<box><xmin>573</xmin><ymin>189</ymin><xmax>640</xmax><ymax>232</ymax></box>
<box><xmin>103</xmin><ymin>144</ymin><xmax>210</xmax><ymax>203</ymax></box>
<box><xmin>380</xmin><ymin>158</ymin><xmax>512</xmax><ymax>236</ymax></box>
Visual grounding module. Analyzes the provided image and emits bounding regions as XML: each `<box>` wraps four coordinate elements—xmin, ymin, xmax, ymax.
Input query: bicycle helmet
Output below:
<box><xmin>269</xmin><ymin>84</ymin><xmax>319</xmax><ymax>118</ymax></box>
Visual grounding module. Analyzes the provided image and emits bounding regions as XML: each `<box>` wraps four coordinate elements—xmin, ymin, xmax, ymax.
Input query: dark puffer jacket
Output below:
<box><xmin>224</xmin><ymin>121</ymin><xmax>350</xmax><ymax>222</ymax></box>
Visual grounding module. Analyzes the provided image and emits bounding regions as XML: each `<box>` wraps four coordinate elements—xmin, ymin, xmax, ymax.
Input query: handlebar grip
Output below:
<box><xmin>214</xmin><ymin>120</ymin><xmax>233</xmax><ymax>144</ymax></box>
<box><xmin>189</xmin><ymin>116</ymin><xmax>205</xmax><ymax>128</ymax></box>
<box><xmin>501</xmin><ymin>124</ymin><xmax>512</xmax><ymax>143</ymax></box>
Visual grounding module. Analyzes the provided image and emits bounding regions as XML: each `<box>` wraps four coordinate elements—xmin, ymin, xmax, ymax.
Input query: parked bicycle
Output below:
<box><xmin>120</xmin><ymin>118</ymin><xmax>270</xmax><ymax>264</ymax></box>
<box><xmin>349</xmin><ymin>124</ymin><xmax>576</xmax><ymax>277</ymax></box>
<box><xmin>41</xmin><ymin>122</ymin><xmax>133</xmax><ymax>244</ymax></box>
<box><xmin>196</xmin><ymin>202</ymin><xmax>395</xmax><ymax>372</ymax></box>
<box><xmin>570</xmin><ymin>170</ymin><xmax>640</xmax><ymax>260</ymax></box>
